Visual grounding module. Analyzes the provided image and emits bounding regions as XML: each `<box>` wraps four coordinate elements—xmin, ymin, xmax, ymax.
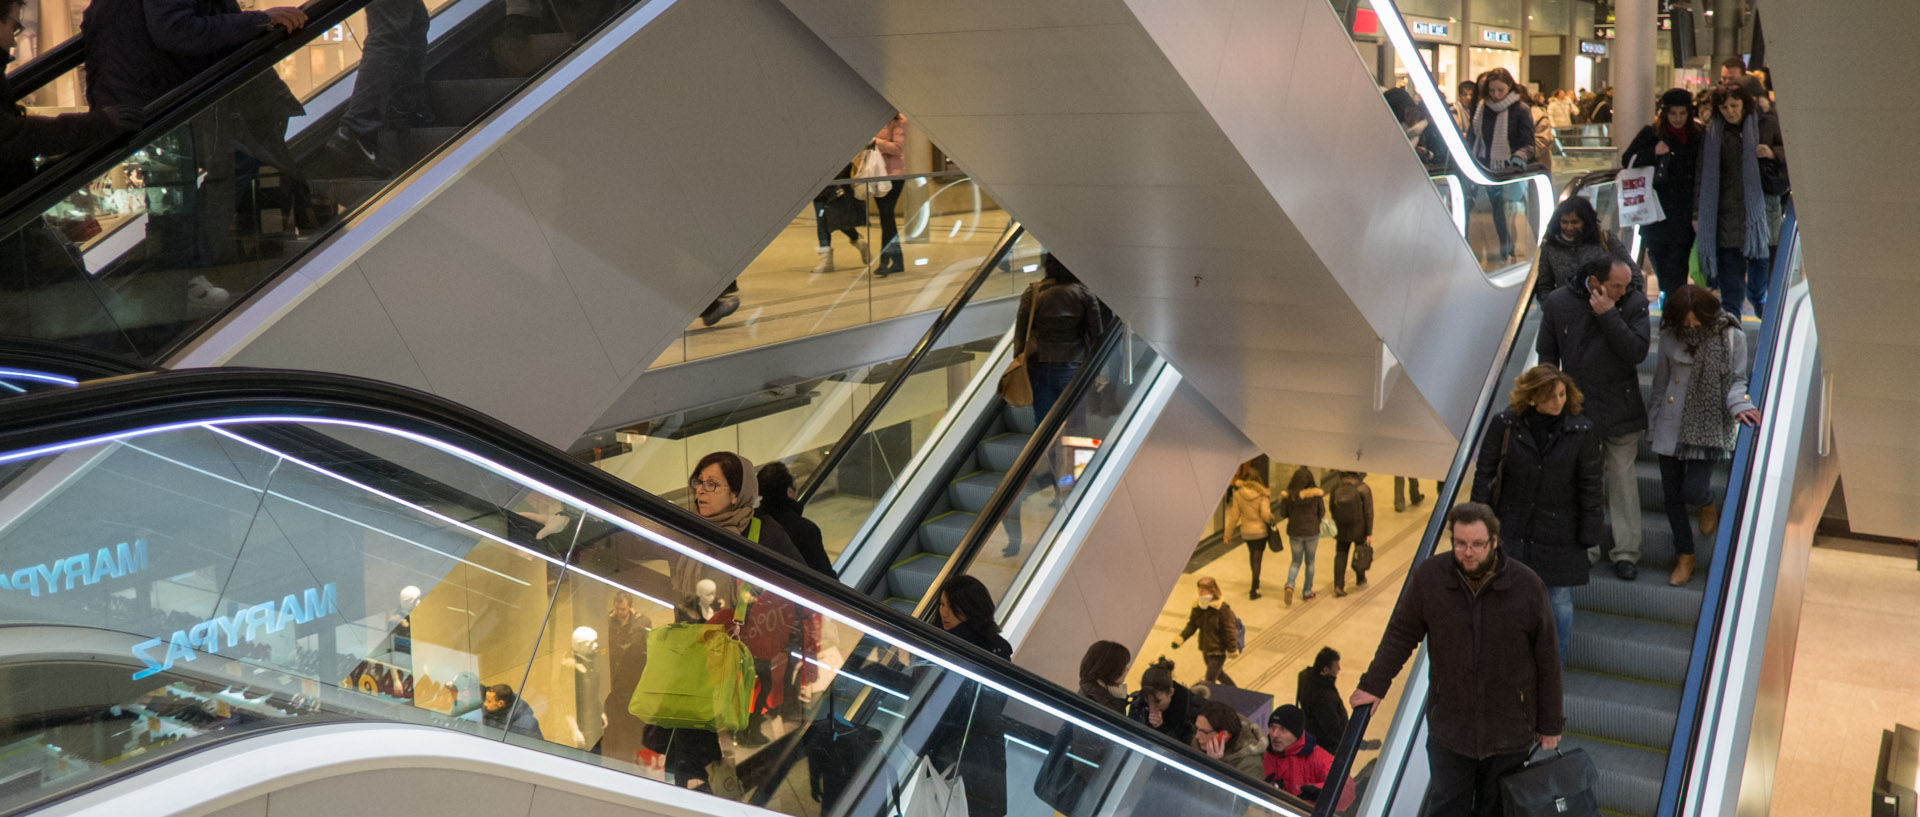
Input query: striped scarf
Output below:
<box><xmin>1471</xmin><ymin>94</ymin><xmax>1520</xmax><ymax>168</ymax></box>
<box><xmin>1695</xmin><ymin>114</ymin><xmax>1770</xmax><ymax>283</ymax></box>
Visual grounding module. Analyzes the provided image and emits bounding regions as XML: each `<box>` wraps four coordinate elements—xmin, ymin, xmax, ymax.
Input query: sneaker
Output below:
<box><xmin>186</xmin><ymin>276</ymin><xmax>230</xmax><ymax>315</ymax></box>
<box><xmin>1302</xmin><ymin>591</ymin><xmax>1317</xmax><ymax>602</ymax></box>
<box><xmin>325</xmin><ymin>125</ymin><xmax>385</xmax><ymax>176</ymax></box>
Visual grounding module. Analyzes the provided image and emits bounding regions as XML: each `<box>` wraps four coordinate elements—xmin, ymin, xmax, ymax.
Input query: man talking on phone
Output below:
<box><xmin>1349</xmin><ymin>502</ymin><xmax>1564</xmax><ymax>817</ymax></box>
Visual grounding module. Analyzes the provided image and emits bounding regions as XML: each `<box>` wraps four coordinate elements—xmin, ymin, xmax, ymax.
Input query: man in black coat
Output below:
<box><xmin>1353</xmin><ymin>503</ymin><xmax>1563</xmax><ymax>817</ymax></box>
<box><xmin>1538</xmin><ymin>255</ymin><xmax>1651</xmax><ymax>580</ymax></box>
<box><xmin>1295</xmin><ymin>647</ymin><xmax>1349</xmax><ymax>754</ymax></box>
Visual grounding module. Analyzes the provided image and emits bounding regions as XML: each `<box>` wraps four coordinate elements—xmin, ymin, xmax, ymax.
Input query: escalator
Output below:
<box><xmin>1312</xmin><ymin>183</ymin><xmax>1817</xmax><ymax>817</ymax></box>
<box><xmin>0</xmin><ymin>365</ymin><xmax>1314</xmax><ymax>817</ymax></box>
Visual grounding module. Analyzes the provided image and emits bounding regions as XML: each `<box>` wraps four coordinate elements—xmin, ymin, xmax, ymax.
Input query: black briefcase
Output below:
<box><xmin>1498</xmin><ymin>745</ymin><xmax>1600</xmax><ymax>817</ymax></box>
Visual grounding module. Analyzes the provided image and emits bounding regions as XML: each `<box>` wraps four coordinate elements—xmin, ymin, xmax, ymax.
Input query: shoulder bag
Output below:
<box><xmin>1487</xmin><ymin>420</ymin><xmax>1516</xmax><ymax>509</ymax></box>
<box><xmin>998</xmin><ymin>286</ymin><xmax>1040</xmax><ymax>407</ymax></box>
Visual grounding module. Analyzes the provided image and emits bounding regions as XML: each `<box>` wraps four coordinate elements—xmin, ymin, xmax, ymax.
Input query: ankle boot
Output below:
<box><xmin>811</xmin><ymin>246</ymin><xmax>832</xmax><ymax>274</ymax></box>
<box><xmin>854</xmin><ymin>234</ymin><xmax>870</xmax><ymax>265</ymax></box>
<box><xmin>1668</xmin><ymin>554</ymin><xmax>1696</xmax><ymax>586</ymax></box>
<box><xmin>1699</xmin><ymin>503</ymin><xmax>1720</xmax><ymax>536</ymax></box>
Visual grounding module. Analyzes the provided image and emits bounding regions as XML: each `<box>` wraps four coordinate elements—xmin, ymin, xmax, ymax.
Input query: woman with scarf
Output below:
<box><xmin>1468</xmin><ymin>68</ymin><xmax>1538</xmax><ymax>264</ymax></box>
<box><xmin>1625</xmin><ymin>88</ymin><xmax>1708</xmax><ymax>297</ymax></box>
<box><xmin>1646</xmin><ymin>285</ymin><xmax>1761</xmax><ymax>587</ymax></box>
<box><xmin>1694</xmin><ymin>82</ymin><xmax>1785</xmax><ymax>319</ymax></box>
<box><xmin>1535</xmin><ymin>195</ymin><xmax>1634</xmax><ymax>300</ymax></box>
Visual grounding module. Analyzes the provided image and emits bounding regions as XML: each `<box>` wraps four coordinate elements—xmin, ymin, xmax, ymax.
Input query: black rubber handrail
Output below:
<box><xmin>0</xmin><ymin>335</ymin><xmax>145</xmax><ymax>380</ymax></box>
<box><xmin>0</xmin><ymin>367</ymin><xmax>1317</xmax><ymax>817</ymax></box>
<box><xmin>796</xmin><ymin>222</ymin><xmax>1027</xmax><ymax>506</ymax></box>
<box><xmin>910</xmin><ymin>324</ymin><xmax>1125</xmax><ymax>621</ymax></box>
<box><xmin>6</xmin><ymin>36</ymin><xmax>84</xmax><ymax>103</ymax></box>
<box><xmin>0</xmin><ymin>0</ymin><xmax>373</xmax><ymax>243</ymax></box>
<box><xmin>1653</xmin><ymin>204</ymin><xmax>1800</xmax><ymax>817</ymax></box>
<box><xmin>1310</xmin><ymin>703</ymin><xmax>1374</xmax><ymax>817</ymax></box>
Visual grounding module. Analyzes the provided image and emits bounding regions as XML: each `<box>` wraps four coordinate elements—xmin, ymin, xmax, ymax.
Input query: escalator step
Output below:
<box><xmin>978</xmin><ymin>432</ymin><xmax>1026</xmax><ymax>472</ymax></box>
<box><xmin>888</xmin><ymin>552</ymin><xmax>948</xmax><ymax>601</ymax></box>
<box><xmin>428</xmin><ymin>77</ymin><xmax>525</xmax><ymax>124</ymax></box>
<box><xmin>1559</xmin><ymin>735</ymin><xmax>1665</xmax><ymax>817</ymax></box>
<box><xmin>1562</xmin><ymin>670</ymin><xmax>1681</xmax><ymax>750</ymax></box>
<box><xmin>1568</xmin><ymin>611</ymin><xmax>1692</xmax><ymax>686</ymax></box>
<box><xmin>919</xmin><ymin>511</ymin><xmax>975</xmax><ymax>556</ymax></box>
<box><xmin>1004</xmin><ymin>404</ymin><xmax>1038</xmax><ymax>435</ymax></box>
<box><xmin>949</xmin><ymin>471</ymin><xmax>1005</xmax><ymax>514</ymax></box>
<box><xmin>882</xmin><ymin>597</ymin><xmax>916</xmax><ymax>616</ymax></box>
<box><xmin>1569</xmin><ymin>562</ymin><xmax>1704</xmax><ymax>625</ymax></box>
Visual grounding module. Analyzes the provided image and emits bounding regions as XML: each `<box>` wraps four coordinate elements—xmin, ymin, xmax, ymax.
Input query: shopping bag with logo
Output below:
<box><xmin>852</xmin><ymin>148</ymin><xmax>892</xmax><ymax>201</ymax></box>
<box><xmin>897</xmin><ymin>758</ymin><xmax>969</xmax><ymax>817</ymax></box>
<box><xmin>628</xmin><ymin>622</ymin><xmax>754</xmax><ymax>731</ymax></box>
<box><xmin>1615</xmin><ymin>164</ymin><xmax>1666</xmax><ymax>227</ymax></box>
<box><xmin>1498</xmin><ymin>745</ymin><xmax>1600</xmax><ymax>817</ymax></box>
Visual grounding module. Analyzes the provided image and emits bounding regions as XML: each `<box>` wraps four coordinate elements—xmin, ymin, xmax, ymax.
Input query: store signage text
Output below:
<box><xmin>1580</xmin><ymin>41</ymin><xmax>1607</xmax><ymax>56</ymax></box>
<box><xmin>1620</xmin><ymin>173</ymin><xmax>1649</xmax><ymax>208</ymax></box>
<box><xmin>1481</xmin><ymin>30</ymin><xmax>1513</xmax><ymax>44</ymax></box>
<box><xmin>1</xmin><ymin>539</ymin><xmax>148</xmax><ymax>597</ymax></box>
<box><xmin>1411</xmin><ymin>20</ymin><xmax>1450</xmax><ymax>38</ymax></box>
<box><xmin>131</xmin><ymin>583</ymin><xmax>339</xmax><ymax>679</ymax></box>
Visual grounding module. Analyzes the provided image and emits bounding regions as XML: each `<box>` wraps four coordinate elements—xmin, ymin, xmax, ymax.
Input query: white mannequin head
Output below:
<box><xmin>571</xmin><ymin>626</ymin><xmax>599</xmax><ymax>653</ymax></box>
<box><xmin>696</xmin><ymin>579</ymin><xmax>718</xmax><ymax>608</ymax></box>
<box><xmin>399</xmin><ymin>585</ymin><xmax>422</xmax><ymax>612</ymax></box>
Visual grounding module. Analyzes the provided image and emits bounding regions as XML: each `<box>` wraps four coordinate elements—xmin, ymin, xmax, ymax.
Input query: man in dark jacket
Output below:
<box><xmin>1295</xmin><ymin>647</ymin><xmax>1348</xmax><ymax>754</ymax></box>
<box><xmin>1352</xmin><ymin>503</ymin><xmax>1564</xmax><ymax>817</ymax></box>
<box><xmin>1538</xmin><ymin>256</ymin><xmax>1651</xmax><ymax>580</ymax></box>
<box><xmin>2</xmin><ymin>0</ymin><xmax>144</xmax><ymax>195</ymax></box>
<box><xmin>756</xmin><ymin>461</ymin><xmax>835</xmax><ymax>577</ymax></box>
<box><xmin>1327</xmin><ymin>472</ymin><xmax>1373</xmax><ymax>596</ymax></box>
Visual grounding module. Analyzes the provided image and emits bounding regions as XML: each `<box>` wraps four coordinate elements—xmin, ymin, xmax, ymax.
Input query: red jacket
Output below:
<box><xmin>1263</xmin><ymin>733</ymin><xmax>1354</xmax><ymax>810</ymax></box>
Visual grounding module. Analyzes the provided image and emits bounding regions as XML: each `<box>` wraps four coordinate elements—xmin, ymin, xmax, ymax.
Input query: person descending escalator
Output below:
<box><xmin>1695</xmin><ymin>82</ymin><xmax>1785</xmax><ymax>321</ymax></box>
<box><xmin>1470</xmin><ymin>365</ymin><xmax>1606</xmax><ymax>664</ymax></box>
<box><xmin>1</xmin><ymin>0</ymin><xmax>143</xmax><ymax>198</ymax></box>
<box><xmin>929</xmin><ymin>575</ymin><xmax>1013</xmax><ymax>817</ymax></box>
<box><xmin>1623</xmin><ymin>88</ymin><xmax>1708</xmax><ymax>299</ymax></box>
<box><xmin>1262</xmin><ymin>704</ymin><xmax>1353</xmax><ymax>810</ymax></box>
<box><xmin>1467</xmin><ymin>68</ymin><xmax>1538</xmax><ymax>264</ymax></box>
<box><xmin>1646</xmin><ymin>284</ymin><xmax>1762</xmax><ymax>587</ymax></box>
<box><xmin>1535</xmin><ymin>189</ymin><xmax>1634</xmax><ymax>300</ymax></box>
<box><xmin>756</xmin><ymin>461</ymin><xmax>835</xmax><ymax>577</ymax></box>
<box><xmin>1295</xmin><ymin>647</ymin><xmax>1348</xmax><ymax>755</ymax></box>
<box><xmin>1383</xmin><ymin>87</ymin><xmax>1446</xmax><ymax>169</ymax></box>
<box><xmin>1192</xmin><ymin>698</ymin><xmax>1267</xmax><ymax>779</ymax></box>
<box><xmin>1012</xmin><ymin>254</ymin><xmax>1107</xmax><ymax>422</ymax></box>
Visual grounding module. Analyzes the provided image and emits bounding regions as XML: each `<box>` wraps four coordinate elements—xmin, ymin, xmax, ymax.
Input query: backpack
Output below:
<box><xmin>1330</xmin><ymin>479</ymin><xmax>1363</xmax><ymax>526</ymax></box>
<box><xmin>1228</xmin><ymin>606</ymin><xmax>1246</xmax><ymax>652</ymax></box>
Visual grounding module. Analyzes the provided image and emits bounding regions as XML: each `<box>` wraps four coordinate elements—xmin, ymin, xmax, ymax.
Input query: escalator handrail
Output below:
<box><xmin>0</xmin><ymin>336</ymin><xmax>146</xmax><ymax>381</ymax></box>
<box><xmin>1311</xmin><ymin>703</ymin><xmax>1375</xmax><ymax>817</ymax></box>
<box><xmin>0</xmin><ymin>0</ymin><xmax>374</xmax><ymax>244</ymax></box>
<box><xmin>6</xmin><ymin>37</ymin><xmax>84</xmax><ymax>104</ymax></box>
<box><xmin>1312</xmin><ymin>170</ymin><xmax>1613</xmax><ymax>812</ymax></box>
<box><xmin>1654</xmin><ymin>203</ymin><xmax>1800</xmax><ymax>817</ymax></box>
<box><xmin>0</xmin><ymin>366</ymin><xmax>1319</xmax><ymax>817</ymax></box>
<box><xmin>908</xmin><ymin>323</ymin><xmax>1127</xmax><ymax>622</ymax></box>
<box><xmin>796</xmin><ymin>222</ymin><xmax>1027</xmax><ymax>506</ymax></box>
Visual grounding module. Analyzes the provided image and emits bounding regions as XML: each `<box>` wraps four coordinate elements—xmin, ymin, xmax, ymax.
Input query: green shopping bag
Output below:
<box><xmin>628</xmin><ymin>622</ymin><xmax>754</xmax><ymax>731</ymax></box>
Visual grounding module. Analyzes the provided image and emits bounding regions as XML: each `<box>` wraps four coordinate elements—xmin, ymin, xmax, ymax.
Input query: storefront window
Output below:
<box><xmin>1472</xmin><ymin>0</ymin><xmax>1522</xmax><ymax>29</ymax></box>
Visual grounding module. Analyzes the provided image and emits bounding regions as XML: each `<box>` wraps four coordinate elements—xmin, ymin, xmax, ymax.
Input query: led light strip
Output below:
<box><xmin>0</xmin><ymin>414</ymin><xmax>1308</xmax><ymax>810</ymax></box>
<box><xmin>0</xmin><ymin>368</ymin><xmax>81</xmax><ymax>387</ymax></box>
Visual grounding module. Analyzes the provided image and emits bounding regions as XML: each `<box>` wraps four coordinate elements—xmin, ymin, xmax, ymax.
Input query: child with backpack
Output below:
<box><xmin>1172</xmin><ymin>577</ymin><xmax>1241</xmax><ymax>687</ymax></box>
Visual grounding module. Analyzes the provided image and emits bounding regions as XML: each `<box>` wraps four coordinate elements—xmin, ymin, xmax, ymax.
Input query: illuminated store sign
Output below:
<box><xmin>1481</xmin><ymin>29</ymin><xmax>1513</xmax><ymax>44</ymax></box>
<box><xmin>1580</xmin><ymin>40</ymin><xmax>1608</xmax><ymax>56</ymax></box>
<box><xmin>2</xmin><ymin>539</ymin><xmax>147</xmax><ymax>596</ymax></box>
<box><xmin>132</xmin><ymin>583</ymin><xmax>339</xmax><ymax>679</ymax></box>
<box><xmin>1410</xmin><ymin>20</ymin><xmax>1449</xmax><ymax>38</ymax></box>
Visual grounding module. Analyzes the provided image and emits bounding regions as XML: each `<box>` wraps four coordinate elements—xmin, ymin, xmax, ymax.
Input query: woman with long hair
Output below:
<box><xmin>1624</xmin><ymin>88</ymin><xmax>1707</xmax><ymax>296</ymax></box>
<box><xmin>1469</xmin><ymin>365</ymin><xmax>1605</xmax><ymax>664</ymax></box>
<box><xmin>1077</xmin><ymin>641</ymin><xmax>1133</xmax><ymax>713</ymax></box>
<box><xmin>1223</xmin><ymin>461</ymin><xmax>1276</xmax><ymax>599</ymax></box>
<box><xmin>1695</xmin><ymin>82</ymin><xmax>1785</xmax><ymax>319</ymax></box>
<box><xmin>1468</xmin><ymin>68</ymin><xmax>1538</xmax><ymax>264</ymax></box>
<box><xmin>1535</xmin><ymin>195</ymin><xmax>1632</xmax><ymax>299</ymax></box>
<box><xmin>932</xmin><ymin>575</ymin><xmax>1012</xmax><ymax>817</ymax></box>
<box><xmin>1276</xmin><ymin>466</ymin><xmax>1325</xmax><ymax>607</ymax></box>
<box><xmin>1646</xmin><ymin>285</ymin><xmax>1761</xmax><ymax>586</ymax></box>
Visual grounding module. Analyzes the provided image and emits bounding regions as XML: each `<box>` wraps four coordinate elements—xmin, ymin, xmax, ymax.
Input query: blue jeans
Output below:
<box><xmin>1659</xmin><ymin>455</ymin><xmax>1718</xmax><ymax>556</ymax></box>
<box><xmin>1547</xmin><ymin>585</ymin><xmax>1574</xmax><ymax>666</ymax></box>
<box><xmin>1287</xmin><ymin>536</ymin><xmax>1318</xmax><ymax>592</ymax></box>
<box><xmin>1027</xmin><ymin>362</ymin><xmax>1079</xmax><ymax>421</ymax></box>
<box><xmin>1713</xmin><ymin>246</ymin><xmax>1771</xmax><ymax>320</ymax></box>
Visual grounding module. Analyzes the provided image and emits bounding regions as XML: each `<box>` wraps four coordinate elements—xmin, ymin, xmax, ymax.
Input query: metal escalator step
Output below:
<box><xmin>1568</xmin><ymin>611</ymin><xmax>1692</xmax><ymax>686</ymax></box>
<box><xmin>1570</xmin><ymin>562</ymin><xmax>1705</xmax><ymax>625</ymax></box>
<box><xmin>1559</xmin><ymin>735</ymin><xmax>1666</xmax><ymax>817</ymax></box>
<box><xmin>919</xmin><ymin>511</ymin><xmax>975</xmax><ymax>556</ymax></box>
<box><xmin>1562</xmin><ymin>670</ymin><xmax>1681</xmax><ymax>750</ymax></box>
<box><xmin>882</xmin><ymin>597</ymin><xmax>916</xmax><ymax>616</ymax></box>
<box><xmin>978</xmin><ymin>432</ymin><xmax>1027</xmax><ymax>472</ymax></box>
<box><xmin>948</xmin><ymin>471</ymin><xmax>1005</xmax><ymax>513</ymax></box>
<box><xmin>1004</xmin><ymin>404</ymin><xmax>1038</xmax><ymax>435</ymax></box>
<box><xmin>887</xmin><ymin>552</ymin><xmax>948</xmax><ymax>602</ymax></box>
<box><xmin>1631</xmin><ymin>510</ymin><xmax>1681</xmax><ymax>569</ymax></box>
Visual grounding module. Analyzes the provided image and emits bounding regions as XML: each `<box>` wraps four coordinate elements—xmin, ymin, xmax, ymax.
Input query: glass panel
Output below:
<box><xmin>1</xmin><ymin>0</ymin><xmax>659</xmax><ymax>361</ymax></box>
<box><xmin>1462</xmin><ymin>176</ymin><xmax>1549</xmax><ymax>272</ymax></box>
<box><xmin>651</xmin><ymin>175</ymin><xmax>1021</xmax><ymax>368</ymax></box>
<box><xmin>0</xmin><ymin>413</ymin><xmax>1322</xmax><ymax>817</ymax></box>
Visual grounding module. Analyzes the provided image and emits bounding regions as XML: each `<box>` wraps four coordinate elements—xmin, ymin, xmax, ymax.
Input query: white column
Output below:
<box><xmin>1612</xmin><ymin>0</ymin><xmax>1655</xmax><ymax>149</ymax></box>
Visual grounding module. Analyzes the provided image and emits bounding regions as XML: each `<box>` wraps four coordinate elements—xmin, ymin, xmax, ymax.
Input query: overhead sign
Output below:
<box><xmin>1580</xmin><ymin>40</ymin><xmax>1608</xmax><ymax>56</ymax></box>
<box><xmin>1476</xmin><ymin>26</ymin><xmax>1520</xmax><ymax>48</ymax></box>
<box><xmin>1409</xmin><ymin>18</ymin><xmax>1452</xmax><ymax>39</ymax></box>
<box><xmin>1482</xmin><ymin>30</ymin><xmax>1513</xmax><ymax>44</ymax></box>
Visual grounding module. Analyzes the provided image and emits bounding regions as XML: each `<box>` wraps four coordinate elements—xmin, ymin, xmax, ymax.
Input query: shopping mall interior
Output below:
<box><xmin>0</xmin><ymin>0</ymin><xmax>1913</xmax><ymax>815</ymax></box>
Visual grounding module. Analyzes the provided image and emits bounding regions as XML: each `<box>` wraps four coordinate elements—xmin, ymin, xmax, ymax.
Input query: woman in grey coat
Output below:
<box><xmin>1646</xmin><ymin>284</ymin><xmax>1762</xmax><ymax>586</ymax></box>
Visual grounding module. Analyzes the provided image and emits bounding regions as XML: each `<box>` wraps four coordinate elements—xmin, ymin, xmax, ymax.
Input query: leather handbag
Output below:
<box><xmin>998</xmin><ymin>286</ymin><xmax>1041</xmax><ymax>407</ymax></box>
<box><xmin>1499</xmin><ymin>745</ymin><xmax>1600</xmax><ymax>817</ymax></box>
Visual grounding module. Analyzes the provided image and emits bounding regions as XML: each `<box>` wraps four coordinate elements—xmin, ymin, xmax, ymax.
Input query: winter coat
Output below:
<box><xmin>1623</xmin><ymin>120</ymin><xmax>1706</xmax><ymax>246</ymax></box>
<box><xmin>1356</xmin><ymin>551</ymin><xmax>1565</xmax><ymax>759</ymax></box>
<box><xmin>1471</xmin><ymin>99</ymin><xmax>1537</xmax><ymax>168</ymax></box>
<box><xmin>1263</xmin><ymin>733</ymin><xmax>1353</xmax><ymax>809</ymax></box>
<box><xmin>1700</xmin><ymin>112</ymin><xmax>1785</xmax><ymax>250</ymax></box>
<box><xmin>758</xmin><ymin>494</ymin><xmax>835</xmax><ymax>577</ymax></box>
<box><xmin>1277</xmin><ymin>487</ymin><xmax>1326</xmax><ymax>539</ymax></box>
<box><xmin>1546</xmin><ymin>98</ymin><xmax>1575</xmax><ymax>129</ymax></box>
<box><xmin>1469</xmin><ymin>409</ymin><xmax>1607</xmax><ymax>587</ymax></box>
<box><xmin>1537</xmin><ymin>274</ymin><xmax>1653</xmax><ymax>437</ymax></box>
<box><xmin>1013</xmin><ymin>279</ymin><xmax>1106</xmax><ymax>365</ymax></box>
<box><xmin>933</xmin><ymin>618</ymin><xmax>1012</xmax><ymax>817</ymax></box>
<box><xmin>0</xmin><ymin>72</ymin><xmax>122</xmax><ymax>195</ymax></box>
<box><xmin>1533</xmin><ymin>229</ymin><xmax>1634</xmax><ymax>300</ymax></box>
<box><xmin>1326</xmin><ymin>476</ymin><xmax>1373</xmax><ymax>542</ymax></box>
<box><xmin>1193</xmin><ymin>711</ymin><xmax>1268</xmax><ymax>780</ymax></box>
<box><xmin>1224</xmin><ymin>479</ymin><xmax>1274</xmax><ymax>541</ymax></box>
<box><xmin>1078</xmin><ymin>680</ymin><xmax>1128</xmax><ymax>714</ymax></box>
<box><xmin>1295</xmin><ymin>666</ymin><xmax>1350</xmax><ymax>754</ymax></box>
<box><xmin>1178</xmin><ymin>599</ymin><xmax>1238</xmax><ymax>656</ymax></box>
<box><xmin>872</xmin><ymin>118</ymin><xmax>906</xmax><ymax>176</ymax></box>
<box><xmin>81</xmin><ymin>0</ymin><xmax>275</xmax><ymax>109</ymax></box>
<box><xmin>1128</xmin><ymin>683</ymin><xmax>1198</xmax><ymax>745</ymax></box>
<box><xmin>1646</xmin><ymin>321</ymin><xmax>1757</xmax><ymax>458</ymax></box>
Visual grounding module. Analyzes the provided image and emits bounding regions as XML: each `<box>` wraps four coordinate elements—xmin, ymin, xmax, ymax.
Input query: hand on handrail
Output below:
<box><xmin>263</xmin><ymin>6</ymin><xmax>310</xmax><ymax>31</ymax></box>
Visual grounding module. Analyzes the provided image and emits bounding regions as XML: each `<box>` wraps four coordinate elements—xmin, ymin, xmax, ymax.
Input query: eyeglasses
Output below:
<box><xmin>689</xmin><ymin>478</ymin><xmax>728</xmax><ymax>494</ymax></box>
<box><xmin>1452</xmin><ymin>537</ymin><xmax>1495</xmax><ymax>552</ymax></box>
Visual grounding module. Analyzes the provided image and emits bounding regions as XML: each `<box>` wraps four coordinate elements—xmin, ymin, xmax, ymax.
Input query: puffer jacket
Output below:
<box><xmin>1013</xmin><ymin>279</ymin><xmax>1106</xmax><ymax>365</ymax></box>
<box><xmin>1469</xmin><ymin>409</ymin><xmax>1606</xmax><ymax>587</ymax></box>
<box><xmin>1277</xmin><ymin>488</ymin><xmax>1325</xmax><ymax>539</ymax></box>
<box><xmin>1193</xmin><ymin>711</ymin><xmax>1269</xmax><ymax>779</ymax></box>
<box><xmin>1263</xmin><ymin>733</ymin><xmax>1353</xmax><ymax>809</ymax></box>
<box><xmin>1223</xmin><ymin>479</ymin><xmax>1273</xmax><ymax>541</ymax></box>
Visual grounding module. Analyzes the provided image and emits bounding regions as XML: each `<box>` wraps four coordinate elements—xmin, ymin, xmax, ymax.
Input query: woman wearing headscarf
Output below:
<box><xmin>1468</xmin><ymin>68</ymin><xmax>1538</xmax><ymax>264</ymax></box>
<box><xmin>1694</xmin><ymin>82</ymin><xmax>1784</xmax><ymax>320</ymax></box>
<box><xmin>675</xmin><ymin>450</ymin><xmax>804</xmax><ymax>599</ymax></box>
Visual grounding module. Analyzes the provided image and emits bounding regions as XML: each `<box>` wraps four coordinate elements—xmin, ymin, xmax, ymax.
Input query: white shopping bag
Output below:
<box><xmin>1616</xmin><ymin>164</ymin><xmax>1666</xmax><ymax>227</ymax></box>
<box><xmin>898</xmin><ymin>759</ymin><xmax>969</xmax><ymax>817</ymax></box>
<box><xmin>852</xmin><ymin>148</ymin><xmax>892</xmax><ymax>201</ymax></box>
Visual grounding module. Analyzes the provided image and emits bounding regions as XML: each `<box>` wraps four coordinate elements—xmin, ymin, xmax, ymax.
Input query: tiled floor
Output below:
<box><xmin>1773</xmin><ymin>536</ymin><xmax>1920</xmax><ymax>814</ymax></box>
